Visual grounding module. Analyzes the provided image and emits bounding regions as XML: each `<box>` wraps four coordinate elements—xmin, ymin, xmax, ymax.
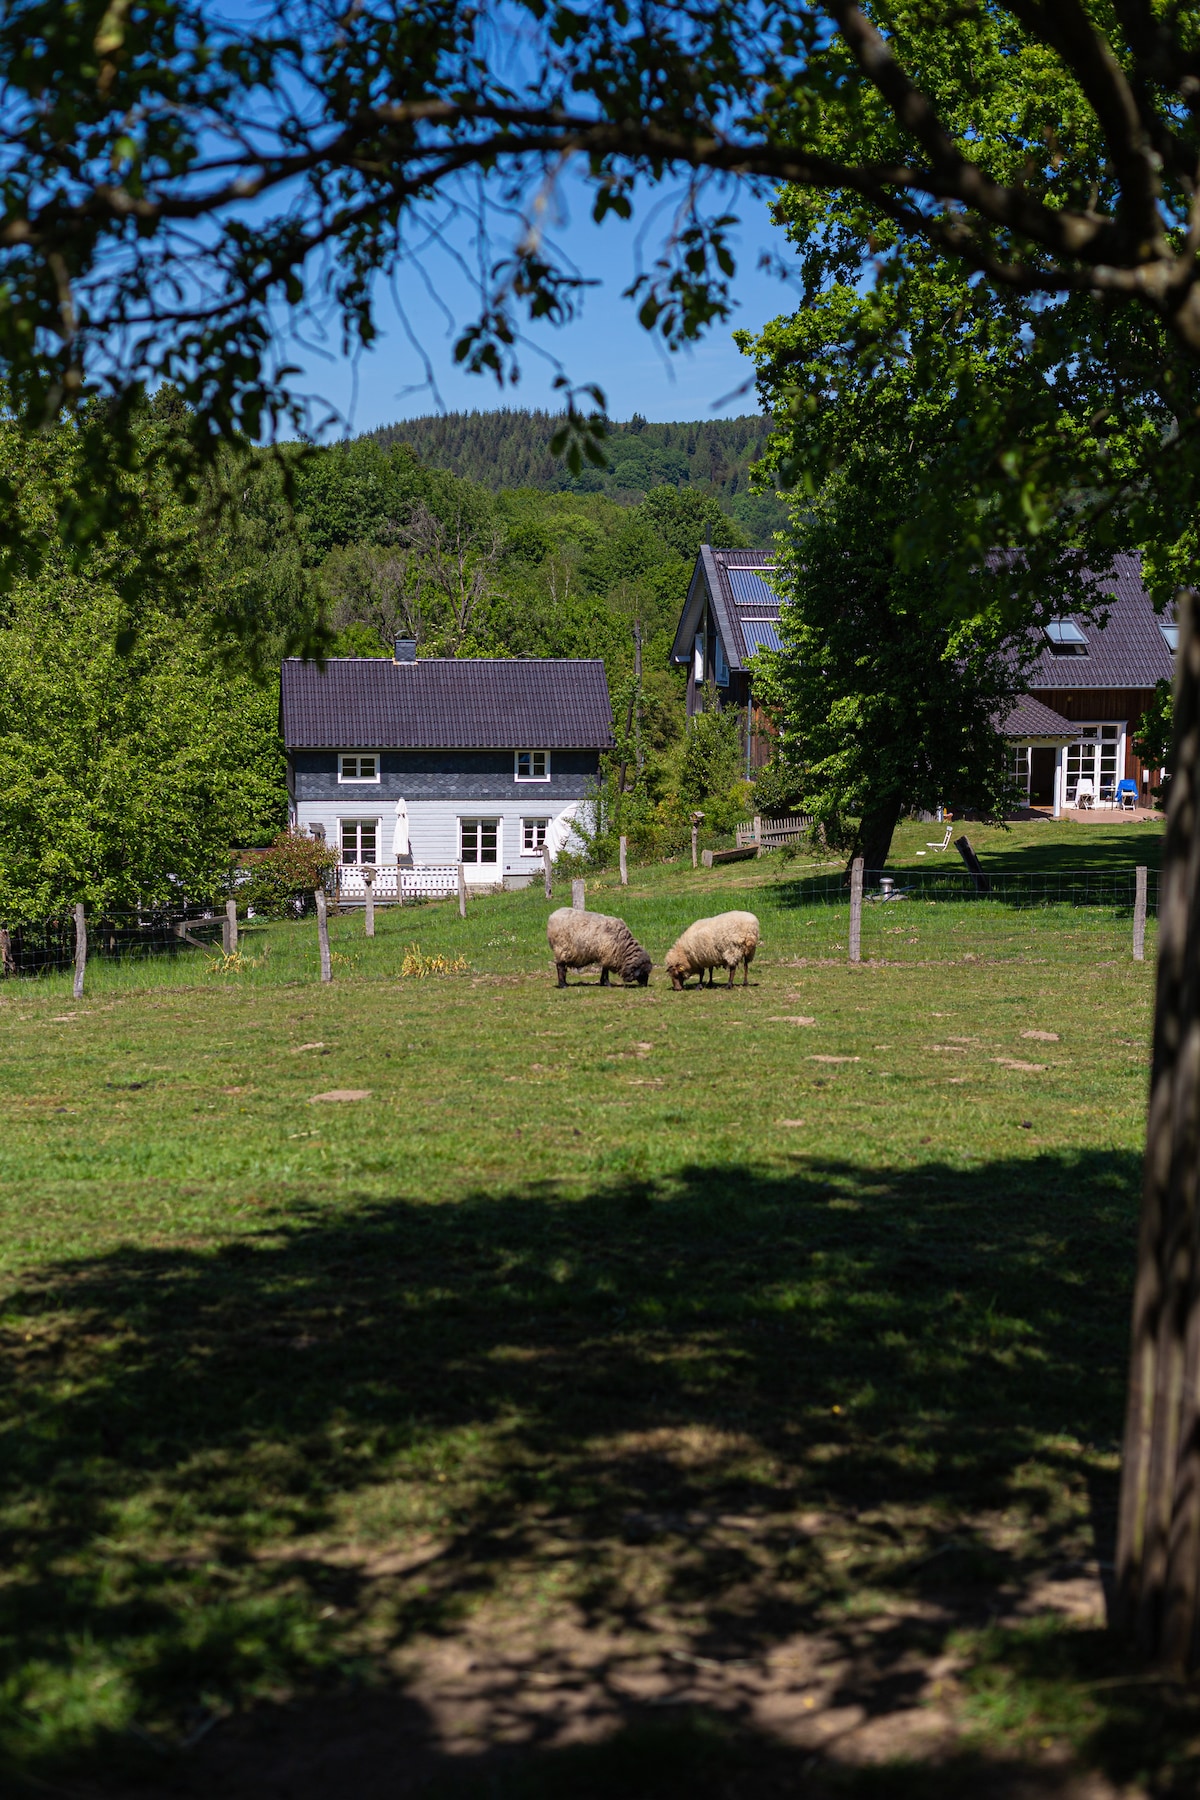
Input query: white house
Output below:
<box><xmin>280</xmin><ymin>642</ymin><xmax>613</xmax><ymax>886</ymax></box>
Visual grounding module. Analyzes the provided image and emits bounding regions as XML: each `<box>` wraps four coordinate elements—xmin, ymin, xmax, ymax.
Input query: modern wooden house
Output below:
<box><xmin>1015</xmin><ymin>553</ymin><xmax>1174</xmax><ymax>807</ymax></box>
<box><xmin>669</xmin><ymin>548</ymin><xmax>781</xmax><ymax>770</ymax></box>
<box><xmin>672</xmin><ymin>547</ymin><xmax>1173</xmax><ymax>810</ymax></box>
<box><xmin>280</xmin><ymin>644</ymin><xmax>613</xmax><ymax>886</ymax></box>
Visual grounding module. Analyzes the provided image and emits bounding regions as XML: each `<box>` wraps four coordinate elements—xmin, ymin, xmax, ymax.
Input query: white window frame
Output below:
<box><xmin>338</xmin><ymin>753</ymin><xmax>380</xmax><ymax>783</ymax></box>
<box><xmin>522</xmin><ymin>817</ymin><xmax>550</xmax><ymax>855</ymax></box>
<box><xmin>460</xmin><ymin>817</ymin><xmax>501</xmax><ymax>865</ymax></box>
<box><xmin>515</xmin><ymin>750</ymin><xmax>550</xmax><ymax>783</ymax></box>
<box><xmin>1065</xmin><ymin>723</ymin><xmax>1124</xmax><ymax>805</ymax></box>
<box><xmin>339</xmin><ymin>817</ymin><xmax>380</xmax><ymax>864</ymax></box>
<box><xmin>714</xmin><ymin>633</ymin><xmax>730</xmax><ymax>687</ymax></box>
<box><xmin>1007</xmin><ymin>745</ymin><xmax>1031</xmax><ymax>800</ymax></box>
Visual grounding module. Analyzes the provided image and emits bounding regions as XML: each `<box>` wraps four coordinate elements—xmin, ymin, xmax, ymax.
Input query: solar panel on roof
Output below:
<box><xmin>727</xmin><ymin>567</ymin><xmax>779</xmax><ymax>607</ymax></box>
<box><xmin>742</xmin><ymin>619</ymin><xmax>783</xmax><ymax>655</ymax></box>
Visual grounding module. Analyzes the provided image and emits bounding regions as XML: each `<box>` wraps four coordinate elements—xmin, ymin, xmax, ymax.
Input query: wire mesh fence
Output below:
<box><xmin>780</xmin><ymin>866</ymin><xmax>1158</xmax><ymax>910</ymax></box>
<box><xmin>0</xmin><ymin>910</ymin><xmax>227</xmax><ymax>977</ymax></box>
<box><xmin>771</xmin><ymin>866</ymin><xmax>1156</xmax><ymax>967</ymax></box>
<box><xmin>0</xmin><ymin>865</ymin><xmax>1158</xmax><ymax>991</ymax></box>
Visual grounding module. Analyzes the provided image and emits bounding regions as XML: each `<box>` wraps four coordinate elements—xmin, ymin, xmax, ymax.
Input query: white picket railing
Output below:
<box><xmin>335</xmin><ymin>863</ymin><xmax>462</xmax><ymax>903</ymax></box>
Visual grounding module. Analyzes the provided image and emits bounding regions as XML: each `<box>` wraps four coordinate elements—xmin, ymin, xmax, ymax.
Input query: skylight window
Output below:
<box><xmin>1161</xmin><ymin>622</ymin><xmax>1180</xmax><ymax>652</ymax></box>
<box><xmin>1044</xmin><ymin>619</ymin><xmax>1088</xmax><ymax>656</ymax></box>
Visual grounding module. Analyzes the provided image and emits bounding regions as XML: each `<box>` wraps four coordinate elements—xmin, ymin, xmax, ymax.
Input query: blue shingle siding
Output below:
<box><xmin>280</xmin><ymin>657</ymin><xmax>613</xmax><ymax>750</ymax></box>
<box><xmin>292</xmin><ymin>749</ymin><xmax>600</xmax><ymax>803</ymax></box>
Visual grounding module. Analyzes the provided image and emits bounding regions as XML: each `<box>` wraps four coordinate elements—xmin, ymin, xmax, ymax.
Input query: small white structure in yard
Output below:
<box><xmin>281</xmin><ymin>643</ymin><xmax>612</xmax><ymax>890</ymax></box>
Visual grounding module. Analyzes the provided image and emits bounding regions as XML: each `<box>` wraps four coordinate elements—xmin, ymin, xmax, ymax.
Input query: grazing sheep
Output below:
<box><xmin>664</xmin><ymin>911</ymin><xmax>760</xmax><ymax>990</ymax></box>
<box><xmin>547</xmin><ymin>908</ymin><xmax>652</xmax><ymax>987</ymax></box>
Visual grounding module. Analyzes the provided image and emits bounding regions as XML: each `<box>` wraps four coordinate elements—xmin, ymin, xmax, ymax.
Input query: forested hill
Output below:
<box><xmin>371</xmin><ymin>410</ymin><xmax>787</xmax><ymax>537</ymax></box>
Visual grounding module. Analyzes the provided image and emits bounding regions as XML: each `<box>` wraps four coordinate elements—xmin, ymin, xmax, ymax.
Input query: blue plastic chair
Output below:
<box><xmin>1116</xmin><ymin>779</ymin><xmax>1138</xmax><ymax>810</ymax></box>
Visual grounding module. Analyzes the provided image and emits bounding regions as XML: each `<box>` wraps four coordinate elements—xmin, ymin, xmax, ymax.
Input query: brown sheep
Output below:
<box><xmin>547</xmin><ymin>907</ymin><xmax>652</xmax><ymax>987</ymax></box>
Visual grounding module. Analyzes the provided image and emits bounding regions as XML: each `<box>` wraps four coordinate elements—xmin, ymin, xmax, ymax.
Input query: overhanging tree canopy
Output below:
<box><xmin>4</xmin><ymin>3</ymin><xmax>1200</xmax><ymax>448</ymax></box>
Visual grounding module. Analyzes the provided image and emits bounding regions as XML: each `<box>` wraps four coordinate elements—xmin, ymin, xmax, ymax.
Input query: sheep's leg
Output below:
<box><xmin>728</xmin><ymin>962</ymin><xmax>736</xmax><ymax>987</ymax></box>
<box><xmin>556</xmin><ymin>962</ymin><xmax>568</xmax><ymax>987</ymax></box>
<box><xmin>599</xmin><ymin>968</ymin><xmax>610</xmax><ymax>986</ymax></box>
<box><xmin>742</xmin><ymin>956</ymin><xmax>750</xmax><ymax>986</ymax></box>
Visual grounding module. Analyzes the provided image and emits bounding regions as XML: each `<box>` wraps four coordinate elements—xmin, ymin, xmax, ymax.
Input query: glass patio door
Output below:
<box><xmin>1065</xmin><ymin>726</ymin><xmax>1121</xmax><ymax>803</ymax></box>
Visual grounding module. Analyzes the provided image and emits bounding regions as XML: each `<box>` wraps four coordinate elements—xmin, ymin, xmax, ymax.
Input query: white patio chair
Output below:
<box><xmin>925</xmin><ymin>824</ymin><xmax>953</xmax><ymax>850</ymax></box>
<box><xmin>1075</xmin><ymin>778</ymin><xmax>1095</xmax><ymax>809</ymax></box>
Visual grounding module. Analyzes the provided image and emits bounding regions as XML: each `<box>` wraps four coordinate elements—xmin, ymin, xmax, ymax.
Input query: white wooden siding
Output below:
<box><xmin>293</xmin><ymin>798</ymin><xmax>586</xmax><ymax>879</ymax></box>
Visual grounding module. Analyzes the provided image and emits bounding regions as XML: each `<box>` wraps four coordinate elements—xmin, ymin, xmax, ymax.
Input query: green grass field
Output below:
<box><xmin>2</xmin><ymin>824</ymin><xmax>1194</xmax><ymax>1798</ymax></box>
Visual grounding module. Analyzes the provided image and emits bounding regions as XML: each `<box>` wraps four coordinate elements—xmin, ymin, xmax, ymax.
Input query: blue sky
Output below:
<box><xmin>283</xmin><ymin>174</ymin><xmax>799</xmax><ymax>438</ymax></box>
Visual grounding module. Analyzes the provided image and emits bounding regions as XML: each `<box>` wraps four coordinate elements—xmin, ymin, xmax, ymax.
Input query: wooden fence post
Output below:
<box><xmin>619</xmin><ymin>835</ymin><xmax>628</xmax><ymax>886</ymax></box>
<box><xmin>1134</xmin><ymin>864</ymin><xmax>1147</xmax><ymax>962</ymax></box>
<box><xmin>572</xmin><ymin>878</ymin><xmax>585</xmax><ymax>910</ymax></box>
<box><xmin>364</xmin><ymin>868</ymin><xmax>375</xmax><ymax>938</ymax></box>
<box><xmin>224</xmin><ymin>897</ymin><xmax>238</xmax><ymax>955</ymax></box>
<box><xmin>315</xmin><ymin>886</ymin><xmax>332</xmax><ymax>983</ymax></box>
<box><xmin>543</xmin><ymin>842</ymin><xmax>553</xmax><ymax>900</ymax></box>
<box><xmin>458</xmin><ymin>863</ymin><xmax>467</xmax><ymax>919</ymax></box>
<box><xmin>73</xmin><ymin>903</ymin><xmax>87</xmax><ymax>1000</ymax></box>
<box><xmin>848</xmin><ymin>857</ymin><xmax>864</xmax><ymax>965</ymax></box>
<box><xmin>691</xmin><ymin>821</ymin><xmax>700</xmax><ymax>869</ymax></box>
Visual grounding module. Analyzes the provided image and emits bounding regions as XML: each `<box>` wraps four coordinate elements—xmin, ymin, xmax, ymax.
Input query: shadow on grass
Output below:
<box><xmin>3</xmin><ymin>1147</ymin><xmax>1190</xmax><ymax>1793</ymax></box>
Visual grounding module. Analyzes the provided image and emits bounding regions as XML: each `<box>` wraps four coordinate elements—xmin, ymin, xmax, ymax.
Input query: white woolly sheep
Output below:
<box><xmin>664</xmin><ymin>911</ymin><xmax>760</xmax><ymax>990</ymax></box>
<box><xmin>546</xmin><ymin>908</ymin><xmax>652</xmax><ymax>988</ymax></box>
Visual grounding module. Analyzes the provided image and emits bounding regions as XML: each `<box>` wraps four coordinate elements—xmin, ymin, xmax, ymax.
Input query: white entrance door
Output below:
<box><xmin>460</xmin><ymin>816</ymin><xmax>501</xmax><ymax>881</ymax></box>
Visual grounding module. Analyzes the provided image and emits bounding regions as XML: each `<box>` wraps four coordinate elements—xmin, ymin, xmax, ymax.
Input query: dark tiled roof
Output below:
<box><xmin>673</xmin><ymin>545</ymin><xmax>1175</xmax><ymax>701</ymax></box>
<box><xmin>1001</xmin><ymin>696</ymin><xmax>1075</xmax><ymax>740</ymax></box>
<box><xmin>1026</xmin><ymin>553</ymin><xmax>1175</xmax><ymax>690</ymax></box>
<box><xmin>280</xmin><ymin>658</ymin><xmax>613</xmax><ymax>750</ymax></box>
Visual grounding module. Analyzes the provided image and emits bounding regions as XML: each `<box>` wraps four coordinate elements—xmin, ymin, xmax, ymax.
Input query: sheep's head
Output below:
<box><xmin>664</xmin><ymin>944</ymin><xmax>688</xmax><ymax>989</ymax></box>
<box><xmin>625</xmin><ymin>948</ymin><xmax>652</xmax><ymax>986</ymax></box>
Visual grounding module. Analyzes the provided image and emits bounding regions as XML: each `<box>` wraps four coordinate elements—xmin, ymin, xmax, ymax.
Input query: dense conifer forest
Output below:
<box><xmin>371</xmin><ymin>410</ymin><xmax>788</xmax><ymax>538</ymax></box>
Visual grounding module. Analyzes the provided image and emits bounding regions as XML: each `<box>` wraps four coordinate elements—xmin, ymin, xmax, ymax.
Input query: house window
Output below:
<box><xmin>515</xmin><ymin>751</ymin><xmax>549</xmax><ymax>782</ymax></box>
<box><xmin>340</xmin><ymin>819</ymin><xmax>378</xmax><ymax>864</ymax></box>
<box><xmin>1007</xmin><ymin>746</ymin><xmax>1031</xmax><ymax>798</ymax></box>
<box><xmin>1066</xmin><ymin>724</ymin><xmax>1122</xmax><ymax>803</ymax></box>
<box><xmin>523</xmin><ymin>818</ymin><xmax>549</xmax><ymax>854</ymax></box>
<box><xmin>461</xmin><ymin>817</ymin><xmax>499</xmax><ymax>864</ymax></box>
<box><xmin>339</xmin><ymin>754</ymin><xmax>379</xmax><ymax>782</ymax></box>
<box><xmin>1043</xmin><ymin>620</ymin><xmax>1088</xmax><ymax>656</ymax></box>
<box><xmin>714</xmin><ymin>634</ymin><xmax>730</xmax><ymax>687</ymax></box>
<box><xmin>1162</xmin><ymin>622</ymin><xmax>1180</xmax><ymax>652</ymax></box>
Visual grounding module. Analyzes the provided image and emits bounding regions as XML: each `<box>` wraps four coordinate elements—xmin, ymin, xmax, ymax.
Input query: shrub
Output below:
<box><xmin>236</xmin><ymin>831</ymin><xmax>338</xmax><ymax>918</ymax></box>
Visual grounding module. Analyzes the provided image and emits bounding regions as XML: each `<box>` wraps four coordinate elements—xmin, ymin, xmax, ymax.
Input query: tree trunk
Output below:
<box><xmin>1116</xmin><ymin>587</ymin><xmax>1200</xmax><ymax>1668</ymax></box>
<box><xmin>849</xmin><ymin>796</ymin><xmax>903</xmax><ymax>884</ymax></box>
